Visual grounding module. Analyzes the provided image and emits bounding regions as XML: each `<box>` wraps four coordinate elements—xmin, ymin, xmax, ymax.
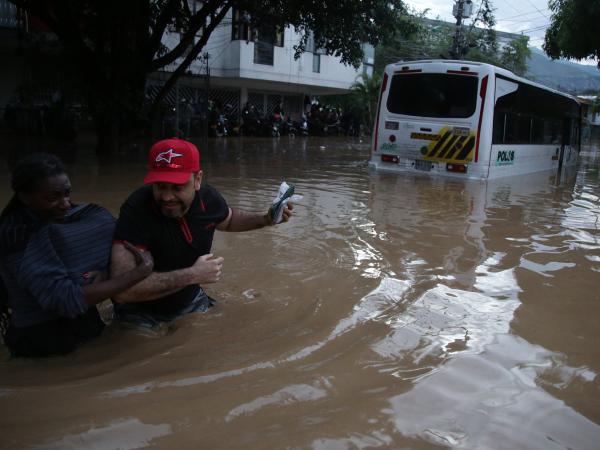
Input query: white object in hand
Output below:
<box><xmin>270</xmin><ymin>181</ymin><xmax>302</xmax><ymax>224</ymax></box>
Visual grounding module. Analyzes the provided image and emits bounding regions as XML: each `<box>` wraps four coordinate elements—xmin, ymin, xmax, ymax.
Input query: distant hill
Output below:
<box><xmin>525</xmin><ymin>48</ymin><xmax>600</xmax><ymax>94</ymax></box>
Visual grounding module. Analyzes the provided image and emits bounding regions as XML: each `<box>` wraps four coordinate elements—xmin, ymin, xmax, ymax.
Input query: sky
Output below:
<box><xmin>402</xmin><ymin>0</ymin><xmax>597</xmax><ymax>65</ymax></box>
<box><xmin>403</xmin><ymin>0</ymin><xmax>551</xmax><ymax>47</ymax></box>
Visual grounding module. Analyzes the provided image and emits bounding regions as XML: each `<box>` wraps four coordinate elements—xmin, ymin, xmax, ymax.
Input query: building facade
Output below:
<box><xmin>578</xmin><ymin>96</ymin><xmax>600</xmax><ymax>144</ymax></box>
<box><xmin>151</xmin><ymin>8</ymin><xmax>367</xmax><ymax>121</ymax></box>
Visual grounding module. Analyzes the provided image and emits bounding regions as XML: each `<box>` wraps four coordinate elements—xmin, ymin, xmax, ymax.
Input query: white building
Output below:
<box><xmin>0</xmin><ymin>2</ymin><xmax>370</xmax><ymax>130</ymax></box>
<box><xmin>151</xmin><ymin>9</ymin><xmax>369</xmax><ymax>120</ymax></box>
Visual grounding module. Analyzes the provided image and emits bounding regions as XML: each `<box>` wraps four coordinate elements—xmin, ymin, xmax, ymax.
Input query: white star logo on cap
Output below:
<box><xmin>155</xmin><ymin>149</ymin><xmax>183</xmax><ymax>164</ymax></box>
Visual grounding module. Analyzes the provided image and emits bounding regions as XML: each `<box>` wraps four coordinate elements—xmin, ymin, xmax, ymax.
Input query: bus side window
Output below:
<box><xmin>518</xmin><ymin>114</ymin><xmax>532</xmax><ymax>144</ymax></box>
<box><xmin>543</xmin><ymin>121</ymin><xmax>552</xmax><ymax>144</ymax></box>
<box><xmin>492</xmin><ymin>110</ymin><xmax>505</xmax><ymax>144</ymax></box>
<box><xmin>545</xmin><ymin>120</ymin><xmax>562</xmax><ymax>144</ymax></box>
<box><xmin>571</xmin><ymin>122</ymin><xmax>579</xmax><ymax>147</ymax></box>
<box><xmin>531</xmin><ymin>118</ymin><xmax>544</xmax><ymax>144</ymax></box>
<box><xmin>505</xmin><ymin>113</ymin><xmax>518</xmax><ymax>144</ymax></box>
<box><xmin>495</xmin><ymin>75</ymin><xmax>579</xmax><ymax>147</ymax></box>
<box><xmin>505</xmin><ymin>112</ymin><xmax>532</xmax><ymax>144</ymax></box>
<box><xmin>561</xmin><ymin>119</ymin><xmax>572</xmax><ymax>146</ymax></box>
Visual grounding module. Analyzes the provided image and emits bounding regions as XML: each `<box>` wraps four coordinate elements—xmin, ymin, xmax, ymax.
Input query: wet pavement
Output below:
<box><xmin>0</xmin><ymin>136</ymin><xmax>599</xmax><ymax>449</ymax></box>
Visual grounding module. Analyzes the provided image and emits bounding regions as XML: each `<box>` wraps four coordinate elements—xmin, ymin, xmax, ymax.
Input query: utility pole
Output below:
<box><xmin>175</xmin><ymin>80</ymin><xmax>180</xmax><ymax>138</ymax></box>
<box><xmin>451</xmin><ymin>0</ymin><xmax>473</xmax><ymax>59</ymax></box>
<box><xmin>203</xmin><ymin>52</ymin><xmax>210</xmax><ymax>146</ymax></box>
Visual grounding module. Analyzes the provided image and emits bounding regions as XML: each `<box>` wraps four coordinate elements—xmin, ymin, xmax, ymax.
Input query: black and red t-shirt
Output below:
<box><xmin>113</xmin><ymin>184</ymin><xmax>229</xmax><ymax>315</ymax></box>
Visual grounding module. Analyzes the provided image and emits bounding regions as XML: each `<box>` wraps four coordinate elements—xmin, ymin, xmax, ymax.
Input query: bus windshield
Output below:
<box><xmin>386</xmin><ymin>73</ymin><xmax>478</xmax><ymax>118</ymax></box>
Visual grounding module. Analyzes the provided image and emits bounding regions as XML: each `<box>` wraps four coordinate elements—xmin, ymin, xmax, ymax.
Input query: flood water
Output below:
<box><xmin>1</xmin><ymin>136</ymin><xmax>599</xmax><ymax>449</ymax></box>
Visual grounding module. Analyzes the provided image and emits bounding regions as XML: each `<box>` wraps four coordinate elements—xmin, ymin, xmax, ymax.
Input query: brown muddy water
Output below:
<box><xmin>0</xmin><ymin>136</ymin><xmax>599</xmax><ymax>450</ymax></box>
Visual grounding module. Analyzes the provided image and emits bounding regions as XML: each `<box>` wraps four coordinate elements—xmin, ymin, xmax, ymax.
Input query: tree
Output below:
<box><xmin>499</xmin><ymin>35</ymin><xmax>531</xmax><ymax>76</ymax></box>
<box><xmin>349</xmin><ymin>72</ymin><xmax>382</xmax><ymax>134</ymax></box>
<box><xmin>9</xmin><ymin>0</ymin><xmax>413</xmax><ymax>150</ymax></box>
<box><xmin>455</xmin><ymin>0</ymin><xmax>497</xmax><ymax>60</ymax></box>
<box><xmin>375</xmin><ymin>1</ymin><xmax>500</xmax><ymax>71</ymax></box>
<box><xmin>320</xmin><ymin>71</ymin><xmax>382</xmax><ymax>134</ymax></box>
<box><xmin>544</xmin><ymin>0</ymin><xmax>600</xmax><ymax>67</ymax></box>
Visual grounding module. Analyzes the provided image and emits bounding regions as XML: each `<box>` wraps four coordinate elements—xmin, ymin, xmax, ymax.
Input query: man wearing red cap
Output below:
<box><xmin>109</xmin><ymin>138</ymin><xmax>292</xmax><ymax>326</ymax></box>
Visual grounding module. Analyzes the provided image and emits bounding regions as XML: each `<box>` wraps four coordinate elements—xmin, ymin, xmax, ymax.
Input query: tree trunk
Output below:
<box><xmin>86</xmin><ymin>64</ymin><xmax>148</xmax><ymax>154</ymax></box>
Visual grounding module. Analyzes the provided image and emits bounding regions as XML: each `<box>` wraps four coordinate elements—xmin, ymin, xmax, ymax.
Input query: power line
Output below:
<box><xmin>518</xmin><ymin>24</ymin><xmax>549</xmax><ymax>34</ymax></box>
<box><xmin>494</xmin><ymin>0</ymin><xmax>550</xmax><ymax>37</ymax></box>
<box><xmin>498</xmin><ymin>16</ymin><xmax>550</xmax><ymax>24</ymax></box>
<box><xmin>502</xmin><ymin>0</ymin><xmax>525</xmax><ymax>15</ymax></box>
<box><xmin>497</xmin><ymin>9</ymin><xmax>547</xmax><ymax>21</ymax></box>
<box><xmin>523</xmin><ymin>0</ymin><xmax>548</xmax><ymax>18</ymax></box>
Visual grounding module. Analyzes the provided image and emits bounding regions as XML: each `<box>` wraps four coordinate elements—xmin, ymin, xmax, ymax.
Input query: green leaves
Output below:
<box><xmin>239</xmin><ymin>0</ymin><xmax>413</xmax><ymax>68</ymax></box>
<box><xmin>349</xmin><ymin>72</ymin><xmax>382</xmax><ymax>132</ymax></box>
<box><xmin>499</xmin><ymin>36</ymin><xmax>531</xmax><ymax>76</ymax></box>
<box><xmin>544</xmin><ymin>0</ymin><xmax>600</xmax><ymax>66</ymax></box>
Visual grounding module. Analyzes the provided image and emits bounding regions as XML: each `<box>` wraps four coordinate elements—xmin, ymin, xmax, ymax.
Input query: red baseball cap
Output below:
<box><xmin>144</xmin><ymin>138</ymin><xmax>201</xmax><ymax>185</ymax></box>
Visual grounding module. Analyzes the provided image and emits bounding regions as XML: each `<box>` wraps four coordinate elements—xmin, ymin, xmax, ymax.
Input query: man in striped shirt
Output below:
<box><xmin>0</xmin><ymin>154</ymin><xmax>153</xmax><ymax>357</ymax></box>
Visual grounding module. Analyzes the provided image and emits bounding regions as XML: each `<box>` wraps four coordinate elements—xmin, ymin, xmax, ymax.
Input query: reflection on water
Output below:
<box><xmin>1</xmin><ymin>137</ymin><xmax>599</xmax><ymax>449</ymax></box>
<box><xmin>26</xmin><ymin>418</ymin><xmax>172</xmax><ymax>450</ymax></box>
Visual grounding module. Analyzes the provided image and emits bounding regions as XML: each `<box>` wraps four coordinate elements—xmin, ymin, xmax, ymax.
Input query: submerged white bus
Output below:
<box><xmin>370</xmin><ymin>60</ymin><xmax>581</xmax><ymax>179</ymax></box>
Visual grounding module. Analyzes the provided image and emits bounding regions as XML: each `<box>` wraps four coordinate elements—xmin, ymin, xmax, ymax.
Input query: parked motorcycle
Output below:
<box><xmin>299</xmin><ymin>114</ymin><xmax>309</xmax><ymax>136</ymax></box>
<box><xmin>285</xmin><ymin>117</ymin><xmax>297</xmax><ymax>137</ymax></box>
<box><xmin>215</xmin><ymin>113</ymin><xmax>228</xmax><ymax>137</ymax></box>
<box><xmin>271</xmin><ymin>112</ymin><xmax>283</xmax><ymax>137</ymax></box>
<box><xmin>241</xmin><ymin>104</ymin><xmax>262</xmax><ymax>136</ymax></box>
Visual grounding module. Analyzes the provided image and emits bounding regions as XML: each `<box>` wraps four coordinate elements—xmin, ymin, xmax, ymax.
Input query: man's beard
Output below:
<box><xmin>159</xmin><ymin>201</ymin><xmax>186</xmax><ymax>218</ymax></box>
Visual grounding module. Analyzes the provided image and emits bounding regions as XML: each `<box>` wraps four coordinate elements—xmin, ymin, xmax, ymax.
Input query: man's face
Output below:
<box><xmin>152</xmin><ymin>172</ymin><xmax>202</xmax><ymax>218</ymax></box>
<box><xmin>20</xmin><ymin>173</ymin><xmax>72</xmax><ymax>221</ymax></box>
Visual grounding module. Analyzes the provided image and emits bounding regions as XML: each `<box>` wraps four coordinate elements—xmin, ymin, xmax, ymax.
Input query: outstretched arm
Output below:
<box><xmin>110</xmin><ymin>243</ymin><xmax>223</xmax><ymax>303</ymax></box>
<box><xmin>216</xmin><ymin>203</ymin><xmax>293</xmax><ymax>232</ymax></box>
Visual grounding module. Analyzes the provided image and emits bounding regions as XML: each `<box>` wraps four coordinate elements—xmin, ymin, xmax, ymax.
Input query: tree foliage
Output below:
<box><xmin>349</xmin><ymin>72</ymin><xmax>382</xmax><ymax>133</ymax></box>
<box><xmin>8</xmin><ymin>0</ymin><xmax>413</xmax><ymax>148</ymax></box>
<box><xmin>375</xmin><ymin>2</ymin><xmax>531</xmax><ymax>77</ymax></box>
<box><xmin>544</xmin><ymin>0</ymin><xmax>600</xmax><ymax>67</ymax></box>
<box><xmin>499</xmin><ymin>36</ymin><xmax>531</xmax><ymax>76</ymax></box>
<box><xmin>321</xmin><ymin>71</ymin><xmax>383</xmax><ymax>134</ymax></box>
<box><xmin>375</xmin><ymin>1</ymin><xmax>499</xmax><ymax>71</ymax></box>
<box><xmin>457</xmin><ymin>0</ymin><xmax>497</xmax><ymax>59</ymax></box>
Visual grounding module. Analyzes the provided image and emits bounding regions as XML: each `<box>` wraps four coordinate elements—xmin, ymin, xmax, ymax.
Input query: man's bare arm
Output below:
<box><xmin>216</xmin><ymin>203</ymin><xmax>293</xmax><ymax>232</ymax></box>
<box><xmin>110</xmin><ymin>243</ymin><xmax>223</xmax><ymax>303</ymax></box>
<box><xmin>83</xmin><ymin>243</ymin><xmax>153</xmax><ymax>305</ymax></box>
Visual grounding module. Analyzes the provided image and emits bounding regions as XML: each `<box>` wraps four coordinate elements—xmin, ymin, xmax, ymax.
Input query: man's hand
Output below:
<box><xmin>265</xmin><ymin>202</ymin><xmax>294</xmax><ymax>226</ymax></box>
<box><xmin>111</xmin><ymin>242</ymin><xmax>210</xmax><ymax>303</ymax></box>
<box><xmin>280</xmin><ymin>202</ymin><xmax>294</xmax><ymax>223</ymax></box>
<box><xmin>189</xmin><ymin>253</ymin><xmax>224</xmax><ymax>284</ymax></box>
<box><xmin>83</xmin><ymin>243</ymin><xmax>154</xmax><ymax>306</ymax></box>
<box><xmin>83</xmin><ymin>270</ymin><xmax>106</xmax><ymax>285</ymax></box>
<box><xmin>123</xmin><ymin>241</ymin><xmax>154</xmax><ymax>277</ymax></box>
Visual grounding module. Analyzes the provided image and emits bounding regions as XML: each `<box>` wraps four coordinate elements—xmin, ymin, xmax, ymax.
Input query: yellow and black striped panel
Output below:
<box><xmin>422</xmin><ymin>127</ymin><xmax>476</xmax><ymax>163</ymax></box>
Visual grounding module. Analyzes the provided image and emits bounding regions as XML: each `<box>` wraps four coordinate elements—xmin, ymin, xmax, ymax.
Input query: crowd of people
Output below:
<box><xmin>3</xmin><ymin>92</ymin><xmax>365</xmax><ymax>141</ymax></box>
<box><xmin>165</xmin><ymin>99</ymin><xmax>363</xmax><ymax>138</ymax></box>
<box><xmin>3</xmin><ymin>90</ymin><xmax>80</xmax><ymax>140</ymax></box>
<box><xmin>0</xmin><ymin>139</ymin><xmax>293</xmax><ymax>358</ymax></box>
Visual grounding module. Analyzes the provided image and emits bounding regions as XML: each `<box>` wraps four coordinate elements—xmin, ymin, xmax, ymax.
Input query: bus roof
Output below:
<box><xmin>386</xmin><ymin>59</ymin><xmax>580</xmax><ymax>105</ymax></box>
